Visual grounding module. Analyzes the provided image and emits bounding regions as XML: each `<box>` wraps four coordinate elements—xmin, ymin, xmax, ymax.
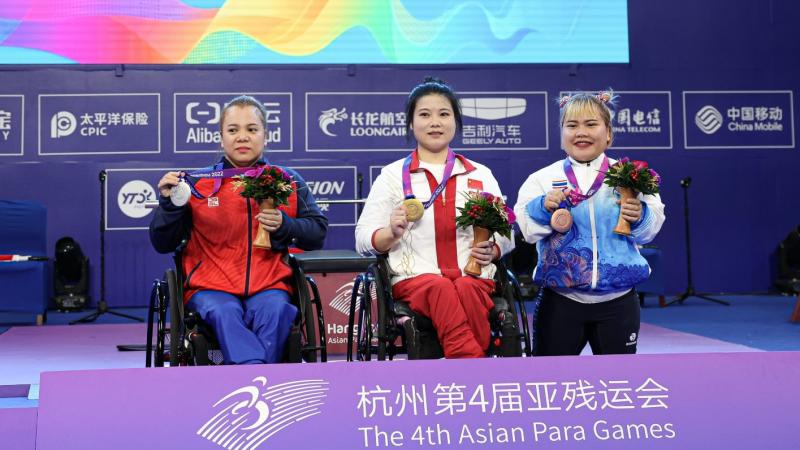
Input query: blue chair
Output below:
<box><xmin>637</xmin><ymin>246</ymin><xmax>665</xmax><ymax>307</ymax></box>
<box><xmin>0</xmin><ymin>200</ymin><xmax>49</xmax><ymax>324</ymax></box>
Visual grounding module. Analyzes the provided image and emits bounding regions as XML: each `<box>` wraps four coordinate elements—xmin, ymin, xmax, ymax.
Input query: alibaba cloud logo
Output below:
<box><xmin>460</xmin><ymin>98</ymin><xmax>527</xmax><ymax>120</ymax></box>
<box><xmin>318</xmin><ymin>107</ymin><xmax>348</xmax><ymax>137</ymax></box>
<box><xmin>197</xmin><ymin>376</ymin><xmax>329</xmax><ymax>449</ymax></box>
<box><xmin>51</xmin><ymin>111</ymin><xmax>77</xmax><ymax>138</ymax></box>
<box><xmin>695</xmin><ymin>105</ymin><xmax>723</xmax><ymax>134</ymax></box>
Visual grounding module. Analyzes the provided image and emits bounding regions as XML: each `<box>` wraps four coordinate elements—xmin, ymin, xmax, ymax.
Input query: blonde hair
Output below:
<box><xmin>558</xmin><ymin>90</ymin><xmax>617</xmax><ymax>142</ymax></box>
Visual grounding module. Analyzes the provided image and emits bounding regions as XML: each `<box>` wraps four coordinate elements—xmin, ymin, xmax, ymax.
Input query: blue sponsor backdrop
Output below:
<box><xmin>0</xmin><ymin>1</ymin><xmax>798</xmax><ymax>307</ymax></box>
<box><xmin>610</xmin><ymin>92</ymin><xmax>673</xmax><ymax>149</ymax></box>
<box><xmin>683</xmin><ymin>91</ymin><xmax>794</xmax><ymax>148</ymax></box>
<box><xmin>0</xmin><ymin>95</ymin><xmax>23</xmax><ymax>155</ymax></box>
<box><xmin>174</xmin><ymin>93</ymin><xmax>292</xmax><ymax>153</ymax></box>
<box><xmin>38</xmin><ymin>94</ymin><xmax>160</xmax><ymax>155</ymax></box>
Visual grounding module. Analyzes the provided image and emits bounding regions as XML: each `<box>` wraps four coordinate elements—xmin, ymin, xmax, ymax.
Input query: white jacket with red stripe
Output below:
<box><xmin>356</xmin><ymin>152</ymin><xmax>514</xmax><ymax>285</ymax></box>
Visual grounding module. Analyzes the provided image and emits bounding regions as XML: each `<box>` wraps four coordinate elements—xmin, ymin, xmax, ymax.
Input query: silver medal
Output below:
<box><xmin>170</xmin><ymin>180</ymin><xmax>191</xmax><ymax>207</ymax></box>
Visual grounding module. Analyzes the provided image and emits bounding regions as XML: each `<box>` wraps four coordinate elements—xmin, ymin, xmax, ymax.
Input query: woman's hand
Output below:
<box><xmin>470</xmin><ymin>240</ymin><xmax>498</xmax><ymax>267</ymax></box>
<box><xmin>389</xmin><ymin>204</ymin><xmax>409</xmax><ymax>239</ymax></box>
<box><xmin>618</xmin><ymin>197</ymin><xmax>643</xmax><ymax>223</ymax></box>
<box><xmin>157</xmin><ymin>171</ymin><xmax>183</xmax><ymax>198</ymax></box>
<box><xmin>544</xmin><ymin>189</ymin><xmax>569</xmax><ymax>213</ymax></box>
<box><xmin>256</xmin><ymin>207</ymin><xmax>284</xmax><ymax>232</ymax></box>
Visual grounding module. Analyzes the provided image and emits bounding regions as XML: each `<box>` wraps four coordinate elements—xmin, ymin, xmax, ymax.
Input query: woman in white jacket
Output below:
<box><xmin>356</xmin><ymin>77</ymin><xmax>513</xmax><ymax>358</ymax></box>
<box><xmin>514</xmin><ymin>90</ymin><xmax>665</xmax><ymax>356</ymax></box>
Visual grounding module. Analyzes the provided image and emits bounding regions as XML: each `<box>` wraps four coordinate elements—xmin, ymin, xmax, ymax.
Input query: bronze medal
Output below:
<box><xmin>550</xmin><ymin>208</ymin><xmax>573</xmax><ymax>233</ymax></box>
<box><xmin>403</xmin><ymin>197</ymin><xmax>424</xmax><ymax>222</ymax></box>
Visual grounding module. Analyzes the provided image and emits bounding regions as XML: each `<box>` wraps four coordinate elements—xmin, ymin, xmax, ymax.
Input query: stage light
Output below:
<box><xmin>53</xmin><ymin>236</ymin><xmax>89</xmax><ymax>311</ymax></box>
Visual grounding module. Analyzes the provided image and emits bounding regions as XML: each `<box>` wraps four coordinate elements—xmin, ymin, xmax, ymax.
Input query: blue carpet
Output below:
<box><xmin>640</xmin><ymin>294</ymin><xmax>800</xmax><ymax>351</ymax></box>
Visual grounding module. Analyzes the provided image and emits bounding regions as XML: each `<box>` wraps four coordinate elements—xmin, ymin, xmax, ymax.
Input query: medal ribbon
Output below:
<box><xmin>181</xmin><ymin>163</ymin><xmax>255</xmax><ymax>199</ymax></box>
<box><xmin>401</xmin><ymin>148</ymin><xmax>456</xmax><ymax>209</ymax></box>
<box><xmin>562</xmin><ymin>155</ymin><xmax>609</xmax><ymax>207</ymax></box>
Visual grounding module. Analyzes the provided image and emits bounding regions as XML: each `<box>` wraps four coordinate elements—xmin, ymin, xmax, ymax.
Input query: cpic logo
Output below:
<box><xmin>51</xmin><ymin>111</ymin><xmax>77</xmax><ymax>138</ymax></box>
<box><xmin>117</xmin><ymin>180</ymin><xmax>156</xmax><ymax>219</ymax></box>
<box><xmin>318</xmin><ymin>107</ymin><xmax>348</xmax><ymax>137</ymax></box>
<box><xmin>197</xmin><ymin>376</ymin><xmax>329</xmax><ymax>449</ymax></box>
<box><xmin>460</xmin><ymin>97</ymin><xmax>527</xmax><ymax>120</ymax></box>
<box><xmin>695</xmin><ymin>105</ymin><xmax>723</xmax><ymax>134</ymax></box>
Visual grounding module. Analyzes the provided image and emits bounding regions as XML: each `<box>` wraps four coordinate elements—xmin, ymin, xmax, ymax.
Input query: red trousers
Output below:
<box><xmin>393</xmin><ymin>274</ymin><xmax>495</xmax><ymax>358</ymax></box>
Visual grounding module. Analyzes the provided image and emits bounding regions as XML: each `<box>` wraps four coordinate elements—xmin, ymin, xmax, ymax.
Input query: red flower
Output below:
<box><xmin>632</xmin><ymin>160</ymin><xmax>648</xmax><ymax>170</ymax></box>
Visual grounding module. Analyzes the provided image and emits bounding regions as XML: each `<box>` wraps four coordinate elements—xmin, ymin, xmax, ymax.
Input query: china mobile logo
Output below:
<box><xmin>318</xmin><ymin>107</ymin><xmax>348</xmax><ymax>137</ymax></box>
<box><xmin>695</xmin><ymin>105</ymin><xmax>723</xmax><ymax>134</ymax></box>
<box><xmin>198</xmin><ymin>377</ymin><xmax>329</xmax><ymax>450</ymax></box>
<box><xmin>460</xmin><ymin>97</ymin><xmax>526</xmax><ymax>120</ymax></box>
<box><xmin>51</xmin><ymin>111</ymin><xmax>77</xmax><ymax>138</ymax></box>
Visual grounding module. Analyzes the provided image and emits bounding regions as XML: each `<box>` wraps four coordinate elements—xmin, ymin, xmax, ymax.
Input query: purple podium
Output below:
<box><xmin>34</xmin><ymin>352</ymin><xmax>799</xmax><ymax>449</ymax></box>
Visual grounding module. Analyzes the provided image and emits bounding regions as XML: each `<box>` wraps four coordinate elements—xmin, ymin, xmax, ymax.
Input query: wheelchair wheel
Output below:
<box><xmin>372</xmin><ymin>270</ymin><xmax>389</xmax><ymax>361</ymax></box>
<box><xmin>346</xmin><ymin>273</ymin><xmax>366</xmax><ymax>362</ymax></box>
<box><xmin>148</xmin><ymin>278</ymin><xmax>168</xmax><ymax>368</ymax></box>
<box><xmin>507</xmin><ymin>269</ymin><xmax>532</xmax><ymax>357</ymax></box>
<box><xmin>300</xmin><ymin>285</ymin><xmax>318</xmax><ymax>363</ymax></box>
<box><xmin>166</xmin><ymin>269</ymin><xmax>185</xmax><ymax>366</ymax></box>
<box><xmin>355</xmin><ymin>280</ymin><xmax>374</xmax><ymax>361</ymax></box>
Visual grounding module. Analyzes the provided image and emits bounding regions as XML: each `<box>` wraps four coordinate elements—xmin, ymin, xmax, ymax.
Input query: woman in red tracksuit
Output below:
<box><xmin>150</xmin><ymin>95</ymin><xmax>328</xmax><ymax>364</ymax></box>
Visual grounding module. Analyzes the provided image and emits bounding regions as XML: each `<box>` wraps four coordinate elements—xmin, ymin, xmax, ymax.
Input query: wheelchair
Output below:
<box><xmin>145</xmin><ymin>243</ymin><xmax>328</xmax><ymax>367</ymax></box>
<box><xmin>346</xmin><ymin>255</ymin><xmax>532</xmax><ymax>361</ymax></box>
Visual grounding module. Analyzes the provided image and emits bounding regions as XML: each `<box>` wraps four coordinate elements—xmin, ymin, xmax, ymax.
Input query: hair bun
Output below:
<box><xmin>423</xmin><ymin>76</ymin><xmax>446</xmax><ymax>85</ymax></box>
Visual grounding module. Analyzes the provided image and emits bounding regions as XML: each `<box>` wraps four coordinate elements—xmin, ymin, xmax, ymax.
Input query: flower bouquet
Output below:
<box><xmin>231</xmin><ymin>165</ymin><xmax>293</xmax><ymax>249</ymax></box>
<box><xmin>603</xmin><ymin>157</ymin><xmax>661</xmax><ymax>236</ymax></box>
<box><xmin>456</xmin><ymin>191</ymin><xmax>516</xmax><ymax>276</ymax></box>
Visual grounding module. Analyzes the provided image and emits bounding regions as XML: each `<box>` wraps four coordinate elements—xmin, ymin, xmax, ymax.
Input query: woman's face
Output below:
<box><xmin>561</xmin><ymin>107</ymin><xmax>611</xmax><ymax>162</ymax></box>
<box><xmin>221</xmin><ymin>105</ymin><xmax>266</xmax><ymax>167</ymax></box>
<box><xmin>411</xmin><ymin>94</ymin><xmax>456</xmax><ymax>155</ymax></box>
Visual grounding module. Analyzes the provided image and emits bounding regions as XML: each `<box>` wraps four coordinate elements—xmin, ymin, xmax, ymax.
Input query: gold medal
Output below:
<box><xmin>403</xmin><ymin>197</ymin><xmax>424</xmax><ymax>222</ymax></box>
<box><xmin>550</xmin><ymin>208</ymin><xmax>573</xmax><ymax>233</ymax></box>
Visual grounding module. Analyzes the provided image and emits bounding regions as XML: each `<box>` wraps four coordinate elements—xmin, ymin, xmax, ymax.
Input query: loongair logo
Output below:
<box><xmin>51</xmin><ymin>111</ymin><xmax>77</xmax><ymax>138</ymax></box>
<box><xmin>318</xmin><ymin>107</ymin><xmax>348</xmax><ymax>137</ymax></box>
<box><xmin>117</xmin><ymin>180</ymin><xmax>156</xmax><ymax>219</ymax></box>
<box><xmin>198</xmin><ymin>376</ymin><xmax>329</xmax><ymax>449</ymax></box>
<box><xmin>460</xmin><ymin>97</ymin><xmax>527</xmax><ymax>120</ymax></box>
<box><xmin>695</xmin><ymin>105</ymin><xmax>723</xmax><ymax>134</ymax></box>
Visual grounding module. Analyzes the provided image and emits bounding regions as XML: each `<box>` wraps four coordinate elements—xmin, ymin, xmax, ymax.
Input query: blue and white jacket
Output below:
<box><xmin>514</xmin><ymin>156</ymin><xmax>665</xmax><ymax>298</ymax></box>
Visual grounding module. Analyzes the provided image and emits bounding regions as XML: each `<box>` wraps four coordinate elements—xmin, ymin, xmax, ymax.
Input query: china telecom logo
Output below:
<box><xmin>694</xmin><ymin>105</ymin><xmax>723</xmax><ymax>134</ymax></box>
<box><xmin>197</xmin><ymin>377</ymin><xmax>329</xmax><ymax>449</ymax></box>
